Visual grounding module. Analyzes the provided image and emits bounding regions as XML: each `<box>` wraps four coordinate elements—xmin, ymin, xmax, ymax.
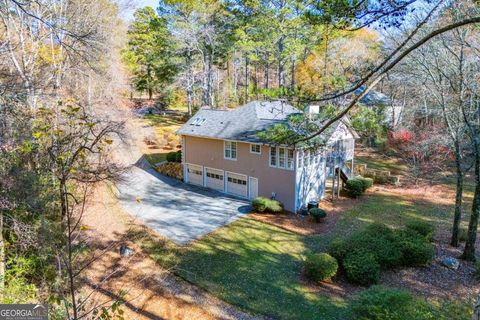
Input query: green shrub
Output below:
<box><xmin>396</xmin><ymin>230</ymin><xmax>434</xmax><ymax>266</ymax></box>
<box><xmin>304</xmin><ymin>253</ymin><xmax>338</xmax><ymax>282</ymax></box>
<box><xmin>174</xmin><ymin>150</ymin><xmax>182</xmax><ymax>162</ymax></box>
<box><xmin>345</xmin><ymin>178</ymin><xmax>365</xmax><ymax>198</ymax></box>
<box><xmin>328</xmin><ymin>238</ymin><xmax>350</xmax><ymax>261</ymax></box>
<box><xmin>166</xmin><ymin>151</ymin><xmax>177</xmax><ymax>162</ymax></box>
<box><xmin>349</xmin><ymin>286</ymin><xmax>435</xmax><ymax>320</ymax></box>
<box><xmin>343</xmin><ymin>250</ymin><xmax>380</xmax><ymax>286</ymax></box>
<box><xmin>309</xmin><ymin>207</ymin><xmax>327</xmax><ymax>223</ymax></box>
<box><xmin>405</xmin><ymin>220</ymin><xmax>434</xmax><ymax>242</ymax></box>
<box><xmin>349</xmin><ymin>228</ymin><xmax>402</xmax><ymax>269</ymax></box>
<box><xmin>251</xmin><ymin>197</ymin><xmax>283</xmax><ymax>213</ymax></box>
<box><xmin>358</xmin><ymin>176</ymin><xmax>374</xmax><ymax>191</ymax></box>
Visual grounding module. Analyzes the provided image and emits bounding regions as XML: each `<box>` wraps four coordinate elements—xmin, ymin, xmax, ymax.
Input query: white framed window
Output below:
<box><xmin>310</xmin><ymin>151</ymin><xmax>315</xmax><ymax>165</ymax></box>
<box><xmin>305</xmin><ymin>150</ymin><xmax>310</xmax><ymax>167</ymax></box>
<box><xmin>279</xmin><ymin>148</ymin><xmax>286</xmax><ymax>168</ymax></box>
<box><xmin>270</xmin><ymin>147</ymin><xmax>294</xmax><ymax>170</ymax></box>
<box><xmin>297</xmin><ymin>151</ymin><xmax>303</xmax><ymax>168</ymax></box>
<box><xmin>224</xmin><ymin>141</ymin><xmax>237</xmax><ymax>160</ymax></box>
<box><xmin>270</xmin><ymin>147</ymin><xmax>277</xmax><ymax>166</ymax></box>
<box><xmin>250</xmin><ymin>144</ymin><xmax>261</xmax><ymax>154</ymax></box>
<box><xmin>287</xmin><ymin>149</ymin><xmax>294</xmax><ymax>169</ymax></box>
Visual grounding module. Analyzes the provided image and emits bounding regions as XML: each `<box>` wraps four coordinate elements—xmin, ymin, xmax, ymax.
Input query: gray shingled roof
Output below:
<box><xmin>177</xmin><ymin>101</ymin><xmax>301</xmax><ymax>143</ymax></box>
<box><xmin>177</xmin><ymin>100</ymin><xmax>358</xmax><ymax>144</ymax></box>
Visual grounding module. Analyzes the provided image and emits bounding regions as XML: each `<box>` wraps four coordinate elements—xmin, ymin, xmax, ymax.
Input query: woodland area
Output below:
<box><xmin>1</xmin><ymin>0</ymin><xmax>480</xmax><ymax>319</ymax></box>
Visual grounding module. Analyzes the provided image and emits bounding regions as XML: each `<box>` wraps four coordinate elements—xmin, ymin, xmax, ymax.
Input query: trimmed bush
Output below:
<box><xmin>345</xmin><ymin>178</ymin><xmax>365</xmax><ymax>198</ymax></box>
<box><xmin>166</xmin><ymin>151</ymin><xmax>177</xmax><ymax>162</ymax></box>
<box><xmin>349</xmin><ymin>286</ymin><xmax>435</xmax><ymax>320</ymax></box>
<box><xmin>343</xmin><ymin>250</ymin><xmax>380</xmax><ymax>286</ymax></box>
<box><xmin>349</xmin><ymin>228</ymin><xmax>402</xmax><ymax>269</ymax></box>
<box><xmin>304</xmin><ymin>253</ymin><xmax>338</xmax><ymax>282</ymax></box>
<box><xmin>405</xmin><ymin>220</ymin><xmax>434</xmax><ymax>242</ymax></box>
<box><xmin>174</xmin><ymin>150</ymin><xmax>182</xmax><ymax>162</ymax></box>
<box><xmin>358</xmin><ymin>176</ymin><xmax>373</xmax><ymax>191</ymax></box>
<box><xmin>328</xmin><ymin>238</ymin><xmax>350</xmax><ymax>261</ymax></box>
<box><xmin>309</xmin><ymin>207</ymin><xmax>327</xmax><ymax>223</ymax></box>
<box><xmin>251</xmin><ymin>197</ymin><xmax>283</xmax><ymax>213</ymax></box>
<box><xmin>396</xmin><ymin>230</ymin><xmax>434</xmax><ymax>267</ymax></box>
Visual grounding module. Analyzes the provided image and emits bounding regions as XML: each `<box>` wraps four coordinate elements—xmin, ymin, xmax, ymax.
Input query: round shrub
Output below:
<box><xmin>304</xmin><ymin>253</ymin><xmax>338</xmax><ymax>282</ymax></box>
<box><xmin>309</xmin><ymin>208</ymin><xmax>327</xmax><ymax>223</ymax></box>
<box><xmin>252</xmin><ymin>197</ymin><xmax>267</xmax><ymax>212</ymax></box>
<box><xmin>345</xmin><ymin>178</ymin><xmax>365</xmax><ymax>198</ymax></box>
<box><xmin>174</xmin><ymin>150</ymin><xmax>182</xmax><ymax>163</ymax></box>
<box><xmin>359</xmin><ymin>176</ymin><xmax>374</xmax><ymax>191</ymax></box>
<box><xmin>396</xmin><ymin>230</ymin><xmax>434</xmax><ymax>267</ymax></box>
<box><xmin>166</xmin><ymin>151</ymin><xmax>178</xmax><ymax>162</ymax></box>
<box><xmin>405</xmin><ymin>220</ymin><xmax>434</xmax><ymax>242</ymax></box>
<box><xmin>328</xmin><ymin>238</ymin><xmax>350</xmax><ymax>261</ymax></box>
<box><xmin>343</xmin><ymin>250</ymin><xmax>380</xmax><ymax>286</ymax></box>
<box><xmin>251</xmin><ymin>197</ymin><xmax>283</xmax><ymax>213</ymax></box>
<box><xmin>349</xmin><ymin>286</ymin><xmax>435</xmax><ymax>320</ymax></box>
<box><xmin>349</xmin><ymin>231</ymin><xmax>402</xmax><ymax>269</ymax></box>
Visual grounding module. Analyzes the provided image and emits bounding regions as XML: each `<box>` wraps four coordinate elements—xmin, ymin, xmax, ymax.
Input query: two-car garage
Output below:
<box><xmin>185</xmin><ymin>164</ymin><xmax>250</xmax><ymax>199</ymax></box>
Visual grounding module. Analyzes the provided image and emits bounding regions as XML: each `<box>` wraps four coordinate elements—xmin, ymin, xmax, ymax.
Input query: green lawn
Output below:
<box><xmin>356</xmin><ymin>155</ymin><xmax>408</xmax><ymax>175</ymax></box>
<box><xmin>144</xmin><ymin>153</ymin><xmax>167</xmax><ymax>166</ymax></box>
<box><xmin>129</xmin><ymin>180</ymin><xmax>474</xmax><ymax>319</ymax></box>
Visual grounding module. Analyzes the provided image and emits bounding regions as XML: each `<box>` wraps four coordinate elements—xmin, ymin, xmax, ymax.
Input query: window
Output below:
<box><xmin>305</xmin><ymin>150</ymin><xmax>310</xmax><ymax>167</ymax></box>
<box><xmin>298</xmin><ymin>151</ymin><xmax>303</xmax><ymax>168</ymax></box>
<box><xmin>287</xmin><ymin>149</ymin><xmax>294</xmax><ymax>169</ymax></box>
<box><xmin>279</xmin><ymin>148</ymin><xmax>286</xmax><ymax>168</ymax></box>
<box><xmin>310</xmin><ymin>151</ymin><xmax>315</xmax><ymax>165</ymax></box>
<box><xmin>250</xmin><ymin>144</ymin><xmax>261</xmax><ymax>154</ymax></box>
<box><xmin>224</xmin><ymin>141</ymin><xmax>237</xmax><ymax>160</ymax></box>
<box><xmin>270</xmin><ymin>147</ymin><xmax>294</xmax><ymax>170</ymax></box>
<box><xmin>270</xmin><ymin>147</ymin><xmax>277</xmax><ymax>166</ymax></box>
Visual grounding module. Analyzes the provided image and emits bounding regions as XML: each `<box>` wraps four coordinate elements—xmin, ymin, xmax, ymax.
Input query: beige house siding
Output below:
<box><xmin>183</xmin><ymin>135</ymin><xmax>296</xmax><ymax>211</ymax></box>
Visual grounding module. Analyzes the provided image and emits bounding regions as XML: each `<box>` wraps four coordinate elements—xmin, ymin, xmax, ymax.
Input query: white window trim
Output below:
<box><xmin>250</xmin><ymin>143</ymin><xmax>261</xmax><ymax>154</ymax></box>
<box><xmin>269</xmin><ymin>146</ymin><xmax>295</xmax><ymax>171</ymax></box>
<box><xmin>224</xmin><ymin>140</ymin><xmax>237</xmax><ymax>160</ymax></box>
<box><xmin>269</xmin><ymin>146</ymin><xmax>277</xmax><ymax>167</ymax></box>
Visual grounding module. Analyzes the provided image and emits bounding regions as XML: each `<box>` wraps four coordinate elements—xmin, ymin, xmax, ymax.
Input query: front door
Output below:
<box><xmin>249</xmin><ymin>177</ymin><xmax>258</xmax><ymax>199</ymax></box>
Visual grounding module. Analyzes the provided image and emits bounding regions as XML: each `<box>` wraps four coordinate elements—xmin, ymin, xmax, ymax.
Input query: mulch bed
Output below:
<box><xmin>249</xmin><ymin>194</ymin><xmax>368</xmax><ymax>236</ymax></box>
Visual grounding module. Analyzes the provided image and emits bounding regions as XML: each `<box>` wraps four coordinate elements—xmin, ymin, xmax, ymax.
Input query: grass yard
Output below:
<box><xmin>130</xmin><ymin>178</ymin><xmax>475</xmax><ymax>319</ymax></box>
<box><xmin>356</xmin><ymin>155</ymin><xmax>409</xmax><ymax>175</ymax></box>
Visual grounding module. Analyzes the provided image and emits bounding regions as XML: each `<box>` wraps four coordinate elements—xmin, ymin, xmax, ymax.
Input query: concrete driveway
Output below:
<box><xmin>117</xmin><ymin>163</ymin><xmax>251</xmax><ymax>245</ymax></box>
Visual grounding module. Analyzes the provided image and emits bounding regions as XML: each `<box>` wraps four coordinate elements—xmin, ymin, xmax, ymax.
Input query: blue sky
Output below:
<box><xmin>121</xmin><ymin>0</ymin><xmax>159</xmax><ymax>20</ymax></box>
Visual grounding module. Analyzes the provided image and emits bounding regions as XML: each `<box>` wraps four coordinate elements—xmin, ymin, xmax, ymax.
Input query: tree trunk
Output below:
<box><xmin>451</xmin><ymin>143</ymin><xmax>464</xmax><ymax>247</ymax></box>
<box><xmin>245</xmin><ymin>55</ymin><xmax>249</xmax><ymax>103</ymax></box>
<box><xmin>278</xmin><ymin>37</ymin><xmax>284</xmax><ymax>88</ymax></box>
<box><xmin>462</xmin><ymin>146</ymin><xmax>480</xmax><ymax>261</ymax></box>
<box><xmin>290</xmin><ymin>55</ymin><xmax>296</xmax><ymax>90</ymax></box>
<box><xmin>0</xmin><ymin>211</ymin><xmax>4</xmax><ymax>300</ymax></box>
<box><xmin>264</xmin><ymin>61</ymin><xmax>269</xmax><ymax>90</ymax></box>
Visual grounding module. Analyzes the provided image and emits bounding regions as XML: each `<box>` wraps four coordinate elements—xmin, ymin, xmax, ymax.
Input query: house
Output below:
<box><xmin>176</xmin><ymin>100</ymin><xmax>358</xmax><ymax>213</ymax></box>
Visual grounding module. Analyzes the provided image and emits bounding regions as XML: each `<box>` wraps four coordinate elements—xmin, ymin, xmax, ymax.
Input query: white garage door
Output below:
<box><xmin>205</xmin><ymin>168</ymin><xmax>224</xmax><ymax>191</ymax></box>
<box><xmin>226</xmin><ymin>172</ymin><xmax>247</xmax><ymax>198</ymax></box>
<box><xmin>187</xmin><ymin>164</ymin><xmax>203</xmax><ymax>186</ymax></box>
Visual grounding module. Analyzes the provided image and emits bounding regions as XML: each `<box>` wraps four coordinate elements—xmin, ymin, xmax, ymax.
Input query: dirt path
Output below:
<box><xmin>82</xmin><ymin>185</ymin><xmax>263</xmax><ymax>320</ymax></box>
<box><xmin>81</xmin><ymin>105</ymin><xmax>262</xmax><ymax>319</ymax></box>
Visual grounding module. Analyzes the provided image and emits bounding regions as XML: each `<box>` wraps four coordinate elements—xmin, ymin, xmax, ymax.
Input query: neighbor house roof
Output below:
<box><xmin>177</xmin><ymin>100</ymin><xmax>358</xmax><ymax>144</ymax></box>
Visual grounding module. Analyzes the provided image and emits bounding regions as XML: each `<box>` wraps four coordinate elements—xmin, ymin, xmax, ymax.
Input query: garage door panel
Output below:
<box><xmin>205</xmin><ymin>168</ymin><xmax>224</xmax><ymax>191</ymax></box>
<box><xmin>187</xmin><ymin>164</ymin><xmax>203</xmax><ymax>186</ymax></box>
<box><xmin>226</xmin><ymin>172</ymin><xmax>247</xmax><ymax>198</ymax></box>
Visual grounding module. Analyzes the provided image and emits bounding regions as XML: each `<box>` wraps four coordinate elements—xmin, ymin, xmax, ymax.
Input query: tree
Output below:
<box><xmin>124</xmin><ymin>7</ymin><xmax>177</xmax><ymax>100</ymax></box>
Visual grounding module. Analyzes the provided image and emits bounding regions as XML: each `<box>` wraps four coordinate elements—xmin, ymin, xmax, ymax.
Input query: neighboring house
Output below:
<box><xmin>177</xmin><ymin>100</ymin><xmax>358</xmax><ymax>213</ymax></box>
